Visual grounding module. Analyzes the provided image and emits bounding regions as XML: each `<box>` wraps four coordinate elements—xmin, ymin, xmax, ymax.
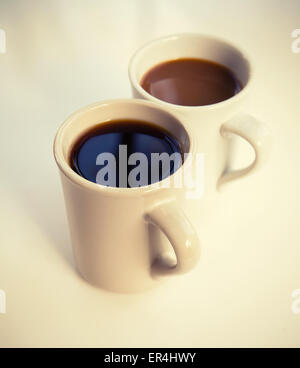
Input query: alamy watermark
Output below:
<box><xmin>0</xmin><ymin>289</ymin><xmax>6</xmax><ymax>314</ymax></box>
<box><xmin>291</xmin><ymin>289</ymin><xmax>300</xmax><ymax>314</ymax></box>
<box><xmin>291</xmin><ymin>29</ymin><xmax>300</xmax><ymax>54</ymax></box>
<box><xmin>93</xmin><ymin>146</ymin><xmax>204</xmax><ymax>199</ymax></box>
<box><xmin>0</xmin><ymin>29</ymin><xmax>6</xmax><ymax>54</ymax></box>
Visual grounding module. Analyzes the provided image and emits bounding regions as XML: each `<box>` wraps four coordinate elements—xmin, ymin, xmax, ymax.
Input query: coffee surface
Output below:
<box><xmin>141</xmin><ymin>58</ymin><xmax>242</xmax><ymax>106</ymax></box>
<box><xmin>70</xmin><ymin>120</ymin><xmax>182</xmax><ymax>188</ymax></box>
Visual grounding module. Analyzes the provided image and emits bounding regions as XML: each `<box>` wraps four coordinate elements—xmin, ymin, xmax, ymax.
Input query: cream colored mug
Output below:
<box><xmin>54</xmin><ymin>99</ymin><xmax>200</xmax><ymax>293</ymax></box>
<box><xmin>129</xmin><ymin>33</ymin><xmax>271</xmax><ymax>194</ymax></box>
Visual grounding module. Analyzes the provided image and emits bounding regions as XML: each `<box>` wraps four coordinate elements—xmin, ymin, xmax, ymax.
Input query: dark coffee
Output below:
<box><xmin>141</xmin><ymin>58</ymin><xmax>242</xmax><ymax>106</ymax></box>
<box><xmin>70</xmin><ymin>120</ymin><xmax>182</xmax><ymax>188</ymax></box>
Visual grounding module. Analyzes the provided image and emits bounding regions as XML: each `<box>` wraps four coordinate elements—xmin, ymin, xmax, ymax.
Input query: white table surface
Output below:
<box><xmin>0</xmin><ymin>0</ymin><xmax>300</xmax><ymax>348</ymax></box>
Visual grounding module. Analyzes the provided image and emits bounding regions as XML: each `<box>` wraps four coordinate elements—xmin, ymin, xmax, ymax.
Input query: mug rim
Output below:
<box><xmin>54</xmin><ymin>98</ymin><xmax>195</xmax><ymax>197</ymax></box>
<box><xmin>128</xmin><ymin>32</ymin><xmax>253</xmax><ymax>111</ymax></box>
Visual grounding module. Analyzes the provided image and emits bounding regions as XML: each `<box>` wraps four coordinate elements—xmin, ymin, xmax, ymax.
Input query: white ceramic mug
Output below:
<box><xmin>54</xmin><ymin>99</ymin><xmax>200</xmax><ymax>293</ymax></box>
<box><xmin>129</xmin><ymin>33</ymin><xmax>271</xmax><ymax>194</ymax></box>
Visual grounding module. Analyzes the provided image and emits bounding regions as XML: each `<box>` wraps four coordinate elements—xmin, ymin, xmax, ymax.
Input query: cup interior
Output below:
<box><xmin>55</xmin><ymin>100</ymin><xmax>191</xmax><ymax>175</ymax></box>
<box><xmin>130</xmin><ymin>34</ymin><xmax>251</xmax><ymax>97</ymax></box>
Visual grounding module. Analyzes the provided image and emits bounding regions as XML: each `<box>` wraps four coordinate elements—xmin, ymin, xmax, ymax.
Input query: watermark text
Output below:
<box><xmin>0</xmin><ymin>289</ymin><xmax>6</xmax><ymax>314</ymax></box>
<box><xmin>93</xmin><ymin>146</ymin><xmax>205</xmax><ymax>199</ymax></box>
<box><xmin>291</xmin><ymin>29</ymin><xmax>300</xmax><ymax>54</ymax></box>
<box><xmin>0</xmin><ymin>29</ymin><xmax>6</xmax><ymax>54</ymax></box>
<box><xmin>291</xmin><ymin>289</ymin><xmax>300</xmax><ymax>314</ymax></box>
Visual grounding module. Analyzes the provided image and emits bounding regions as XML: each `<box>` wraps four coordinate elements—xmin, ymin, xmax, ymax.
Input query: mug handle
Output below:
<box><xmin>218</xmin><ymin>113</ymin><xmax>271</xmax><ymax>189</ymax></box>
<box><xmin>145</xmin><ymin>201</ymin><xmax>200</xmax><ymax>276</ymax></box>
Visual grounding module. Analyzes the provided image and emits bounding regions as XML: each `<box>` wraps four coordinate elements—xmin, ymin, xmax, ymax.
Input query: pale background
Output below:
<box><xmin>0</xmin><ymin>0</ymin><xmax>299</xmax><ymax>347</ymax></box>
